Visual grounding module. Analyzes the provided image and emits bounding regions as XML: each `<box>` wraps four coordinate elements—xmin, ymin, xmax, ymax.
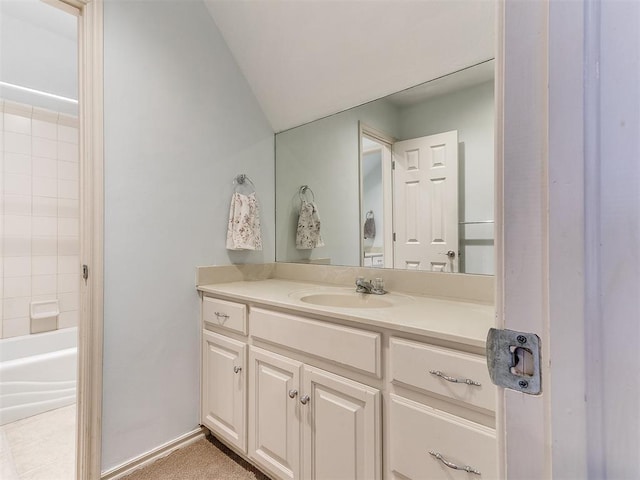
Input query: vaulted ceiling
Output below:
<box><xmin>204</xmin><ymin>1</ymin><xmax>495</xmax><ymax>132</ymax></box>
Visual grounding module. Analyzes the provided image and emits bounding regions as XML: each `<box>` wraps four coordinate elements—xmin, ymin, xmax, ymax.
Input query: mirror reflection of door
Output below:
<box><xmin>392</xmin><ymin>131</ymin><xmax>459</xmax><ymax>272</ymax></box>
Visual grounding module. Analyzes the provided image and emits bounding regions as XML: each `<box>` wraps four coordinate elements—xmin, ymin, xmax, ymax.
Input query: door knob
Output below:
<box><xmin>440</xmin><ymin>250</ymin><xmax>456</xmax><ymax>259</ymax></box>
<box><xmin>300</xmin><ymin>394</ymin><xmax>310</xmax><ymax>405</ymax></box>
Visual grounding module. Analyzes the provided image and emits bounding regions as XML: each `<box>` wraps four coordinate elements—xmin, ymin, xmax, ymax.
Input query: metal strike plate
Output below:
<box><xmin>486</xmin><ymin>328</ymin><xmax>541</xmax><ymax>395</ymax></box>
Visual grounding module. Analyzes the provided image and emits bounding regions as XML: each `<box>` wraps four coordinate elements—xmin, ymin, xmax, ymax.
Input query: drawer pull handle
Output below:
<box><xmin>429</xmin><ymin>451</ymin><xmax>481</xmax><ymax>475</ymax></box>
<box><xmin>288</xmin><ymin>389</ymin><xmax>298</xmax><ymax>399</ymax></box>
<box><xmin>429</xmin><ymin>370</ymin><xmax>481</xmax><ymax>386</ymax></box>
<box><xmin>233</xmin><ymin>366</ymin><xmax>242</xmax><ymax>374</ymax></box>
<box><xmin>214</xmin><ymin>312</ymin><xmax>230</xmax><ymax>321</ymax></box>
<box><xmin>300</xmin><ymin>394</ymin><xmax>310</xmax><ymax>405</ymax></box>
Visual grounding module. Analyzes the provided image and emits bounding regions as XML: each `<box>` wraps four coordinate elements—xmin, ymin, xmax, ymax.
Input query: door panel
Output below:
<box><xmin>249</xmin><ymin>347</ymin><xmax>302</xmax><ymax>480</ymax></box>
<box><xmin>393</xmin><ymin>131</ymin><xmax>459</xmax><ymax>272</ymax></box>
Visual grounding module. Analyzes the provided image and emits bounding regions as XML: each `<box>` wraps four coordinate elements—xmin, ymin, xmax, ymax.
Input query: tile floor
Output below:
<box><xmin>0</xmin><ymin>405</ymin><xmax>76</xmax><ymax>479</ymax></box>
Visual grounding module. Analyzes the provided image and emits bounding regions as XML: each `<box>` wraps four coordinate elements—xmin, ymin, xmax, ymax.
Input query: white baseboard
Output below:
<box><xmin>100</xmin><ymin>427</ymin><xmax>205</xmax><ymax>480</ymax></box>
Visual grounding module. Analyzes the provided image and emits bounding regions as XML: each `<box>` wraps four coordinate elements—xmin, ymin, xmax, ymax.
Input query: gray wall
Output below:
<box><xmin>102</xmin><ymin>0</ymin><xmax>274</xmax><ymax>471</ymax></box>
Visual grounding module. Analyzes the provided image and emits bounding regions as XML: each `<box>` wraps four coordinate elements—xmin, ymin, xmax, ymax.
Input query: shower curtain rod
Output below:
<box><xmin>0</xmin><ymin>81</ymin><xmax>78</xmax><ymax>104</ymax></box>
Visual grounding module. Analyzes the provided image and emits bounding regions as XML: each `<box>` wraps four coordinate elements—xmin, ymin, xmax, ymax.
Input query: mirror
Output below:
<box><xmin>275</xmin><ymin>60</ymin><xmax>495</xmax><ymax>275</ymax></box>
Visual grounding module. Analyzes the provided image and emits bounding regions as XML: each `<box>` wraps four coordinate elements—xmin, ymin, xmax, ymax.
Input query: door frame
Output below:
<box><xmin>52</xmin><ymin>0</ymin><xmax>104</xmax><ymax>478</ymax></box>
<box><xmin>497</xmin><ymin>0</ymin><xmax>590</xmax><ymax>478</ymax></box>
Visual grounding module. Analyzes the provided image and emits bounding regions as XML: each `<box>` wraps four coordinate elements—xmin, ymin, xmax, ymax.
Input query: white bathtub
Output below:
<box><xmin>0</xmin><ymin>327</ymin><xmax>77</xmax><ymax>426</ymax></box>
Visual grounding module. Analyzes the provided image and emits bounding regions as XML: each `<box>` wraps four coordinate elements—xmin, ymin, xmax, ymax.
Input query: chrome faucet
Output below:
<box><xmin>355</xmin><ymin>277</ymin><xmax>386</xmax><ymax>295</ymax></box>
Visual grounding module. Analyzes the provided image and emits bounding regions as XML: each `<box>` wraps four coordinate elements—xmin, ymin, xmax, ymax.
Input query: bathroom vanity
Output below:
<box><xmin>197</xmin><ymin>266</ymin><xmax>497</xmax><ymax>479</ymax></box>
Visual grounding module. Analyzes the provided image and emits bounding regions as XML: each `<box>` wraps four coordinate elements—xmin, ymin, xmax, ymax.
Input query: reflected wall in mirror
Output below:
<box><xmin>276</xmin><ymin>60</ymin><xmax>495</xmax><ymax>275</ymax></box>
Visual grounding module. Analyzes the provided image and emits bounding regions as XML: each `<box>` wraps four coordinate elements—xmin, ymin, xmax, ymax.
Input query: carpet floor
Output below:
<box><xmin>122</xmin><ymin>435</ymin><xmax>271</xmax><ymax>480</ymax></box>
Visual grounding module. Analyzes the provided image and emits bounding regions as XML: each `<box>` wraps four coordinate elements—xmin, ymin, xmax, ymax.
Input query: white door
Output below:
<box><xmin>393</xmin><ymin>131</ymin><xmax>459</xmax><ymax>272</ymax></box>
<box><xmin>302</xmin><ymin>365</ymin><xmax>381</xmax><ymax>480</ymax></box>
<box><xmin>202</xmin><ymin>330</ymin><xmax>246</xmax><ymax>452</ymax></box>
<box><xmin>249</xmin><ymin>347</ymin><xmax>302</xmax><ymax>480</ymax></box>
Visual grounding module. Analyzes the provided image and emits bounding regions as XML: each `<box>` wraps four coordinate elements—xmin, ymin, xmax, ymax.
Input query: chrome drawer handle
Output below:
<box><xmin>300</xmin><ymin>394</ymin><xmax>310</xmax><ymax>405</ymax></box>
<box><xmin>288</xmin><ymin>389</ymin><xmax>298</xmax><ymax>399</ymax></box>
<box><xmin>429</xmin><ymin>451</ymin><xmax>481</xmax><ymax>475</ymax></box>
<box><xmin>233</xmin><ymin>366</ymin><xmax>242</xmax><ymax>374</ymax></box>
<box><xmin>214</xmin><ymin>311</ymin><xmax>229</xmax><ymax>320</ymax></box>
<box><xmin>429</xmin><ymin>370</ymin><xmax>481</xmax><ymax>387</ymax></box>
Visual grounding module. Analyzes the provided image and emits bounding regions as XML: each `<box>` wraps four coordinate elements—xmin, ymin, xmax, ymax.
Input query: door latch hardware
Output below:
<box><xmin>82</xmin><ymin>264</ymin><xmax>89</xmax><ymax>284</ymax></box>
<box><xmin>486</xmin><ymin>328</ymin><xmax>541</xmax><ymax>395</ymax></box>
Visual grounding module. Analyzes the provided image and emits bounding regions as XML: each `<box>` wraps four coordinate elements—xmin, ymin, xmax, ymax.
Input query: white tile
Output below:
<box><xmin>2</xmin><ymin>317</ymin><xmax>29</xmax><ymax>338</ymax></box>
<box><xmin>32</xmin><ymin>236</ymin><xmax>57</xmax><ymax>256</ymax></box>
<box><xmin>32</xmin><ymin>119</ymin><xmax>57</xmax><ymax>140</ymax></box>
<box><xmin>32</xmin><ymin>216</ymin><xmax>57</xmax><ymax>236</ymax></box>
<box><xmin>3</xmin><ymin>113</ymin><xmax>31</xmax><ymax>134</ymax></box>
<box><xmin>3</xmin><ymin>236</ymin><xmax>31</xmax><ymax>257</ymax></box>
<box><xmin>32</xmin><ymin>176</ymin><xmax>57</xmax><ymax>197</ymax></box>
<box><xmin>3</xmin><ymin>297</ymin><xmax>30</xmax><ymax>320</ymax></box>
<box><xmin>57</xmin><ymin>274</ymin><xmax>79</xmax><ymax>293</ymax></box>
<box><xmin>4</xmin><ymin>257</ymin><xmax>31</xmax><ymax>277</ymax></box>
<box><xmin>57</xmin><ymin>179</ymin><xmax>77</xmax><ymax>199</ymax></box>
<box><xmin>32</xmin><ymin>197</ymin><xmax>57</xmax><ymax>217</ymax></box>
<box><xmin>3</xmin><ymin>195</ymin><xmax>31</xmax><ymax>216</ymax></box>
<box><xmin>4</xmin><ymin>215</ymin><xmax>31</xmax><ymax>237</ymax></box>
<box><xmin>3</xmin><ymin>277</ymin><xmax>31</xmax><ymax>298</ymax></box>
<box><xmin>32</xmin><ymin>256</ymin><xmax>57</xmax><ymax>275</ymax></box>
<box><xmin>31</xmin><ymin>137</ymin><xmax>56</xmax><ymax>159</ymax></box>
<box><xmin>57</xmin><ymin>198</ymin><xmax>79</xmax><ymax>218</ymax></box>
<box><xmin>57</xmin><ymin>125</ymin><xmax>77</xmax><ymax>144</ymax></box>
<box><xmin>57</xmin><ymin>218</ymin><xmax>78</xmax><ymax>237</ymax></box>
<box><xmin>4</xmin><ymin>132</ymin><xmax>31</xmax><ymax>155</ymax></box>
<box><xmin>58</xmin><ymin>311</ymin><xmax>79</xmax><ymax>329</ymax></box>
<box><xmin>32</xmin><ymin>156</ymin><xmax>57</xmax><ymax>178</ymax></box>
<box><xmin>58</xmin><ymin>292</ymin><xmax>79</xmax><ymax>312</ymax></box>
<box><xmin>58</xmin><ymin>256</ymin><xmax>78</xmax><ymax>275</ymax></box>
<box><xmin>58</xmin><ymin>236</ymin><xmax>79</xmax><ymax>256</ymax></box>
<box><xmin>3</xmin><ymin>153</ymin><xmax>31</xmax><ymax>175</ymax></box>
<box><xmin>32</xmin><ymin>275</ymin><xmax>56</xmax><ymax>296</ymax></box>
<box><xmin>57</xmin><ymin>142</ymin><xmax>77</xmax><ymax>162</ymax></box>
<box><xmin>31</xmin><ymin>294</ymin><xmax>56</xmax><ymax>303</ymax></box>
<box><xmin>57</xmin><ymin>160</ymin><xmax>78</xmax><ymax>181</ymax></box>
<box><xmin>4</xmin><ymin>174</ymin><xmax>31</xmax><ymax>196</ymax></box>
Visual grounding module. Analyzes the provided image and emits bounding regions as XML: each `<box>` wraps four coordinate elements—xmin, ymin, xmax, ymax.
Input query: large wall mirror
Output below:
<box><xmin>275</xmin><ymin>59</ymin><xmax>495</xmax><ymax>275</ymax></box>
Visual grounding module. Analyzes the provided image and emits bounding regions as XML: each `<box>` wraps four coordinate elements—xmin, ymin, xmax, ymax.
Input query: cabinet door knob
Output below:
<box><xmin>300</xmin><ymin>394</ymin><xmax>310</xmax><ymax>405</ymax></box>
<box><xmin>288</xmin><ymin>389</ymin><xmax>298</xmax><ymax>399</ymax></box>
<box><xmin>233</xmin><ymin>366</ymin><xmax>242</xmax><ymax>374</ymax></box>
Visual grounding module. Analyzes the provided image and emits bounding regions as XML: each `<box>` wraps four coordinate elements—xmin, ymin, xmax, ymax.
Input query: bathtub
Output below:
<box><xmin>0</xmin><ymin>327</ymin><xmax>77</xmax><ymax>426</ymax></box>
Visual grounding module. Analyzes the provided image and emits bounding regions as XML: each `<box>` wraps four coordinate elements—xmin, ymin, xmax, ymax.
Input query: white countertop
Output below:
<box><xmin>198</xmin><ymin>279</ymin><xmax>494</xmax><ymax>348</ymax></box>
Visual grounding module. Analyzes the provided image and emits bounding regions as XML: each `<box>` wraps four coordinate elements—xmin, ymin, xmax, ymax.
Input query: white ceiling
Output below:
<box><xmin>204</xmin><ymin>0</ymin><xmax>495</xmax><ymax>132</ymax></box>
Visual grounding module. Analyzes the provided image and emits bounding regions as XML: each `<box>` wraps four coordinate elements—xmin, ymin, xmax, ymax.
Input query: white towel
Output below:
<box><xmin>226</xmin><ymin>192</ymin><xmax>263</xmax><ymax>251</ymax></box>
<box><xmin>296</xmin><ymin>200</ymin><xmax>324</xmax><ymax>249</ymax></box>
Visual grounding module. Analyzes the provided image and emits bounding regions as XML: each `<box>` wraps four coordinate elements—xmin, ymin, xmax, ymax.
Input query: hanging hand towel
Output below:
<box><xmin>226</xmin><ymin>192</ymin><xmax>263</xmax><ymax>250</ymax></box>
<box><xmin>363</xmin><ymin>211</ymin><xmax>376</xmax><ymax>239</ymax></box>
<box><xmin>296</xmin><ymin>200</ymin><xmax>325</xmax><ymax>249</ymax></box>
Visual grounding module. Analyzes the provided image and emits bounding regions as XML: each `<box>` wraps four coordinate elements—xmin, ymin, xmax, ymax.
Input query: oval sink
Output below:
<box><xmin>297</xmin><ymin>292</ymin><xmax>393</xmax><ymax>308</ymax></box>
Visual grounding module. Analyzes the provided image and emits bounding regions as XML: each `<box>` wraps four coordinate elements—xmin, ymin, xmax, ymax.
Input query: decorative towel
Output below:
<box><xmin>226</xmin><ymin>192</ymin><xmax>262</xmax><ymax>250</ymax></box>
<box><xmin>364</xmin><ymin>211</ymin><xmax>376</xmax><ymax>239</ymax></box>
<box><xmin>296</xmin><ymin>200</ymin><xmax>324</xmax><ymax>249</ymax></box>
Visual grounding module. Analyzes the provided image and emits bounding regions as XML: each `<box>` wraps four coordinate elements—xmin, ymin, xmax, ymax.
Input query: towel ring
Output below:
<box><xmin>234</xmin><ymin>174</ymin><xmax>256</xmax><ymax>192</ymax></box>
<box><xmin>299</xmin><ymin>185</ymin><xmax>315</xmax><ymax>203</ymax></box>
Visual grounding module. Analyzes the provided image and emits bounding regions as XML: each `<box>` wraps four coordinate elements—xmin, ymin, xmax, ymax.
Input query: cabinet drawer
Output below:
<box><xmin>251</xmin><ymin>308</ymin><xmax>381</xmax><ymax>377</ymax></box>
<box><xmin>202</xmin><ymin>296</ymin><xmax>247</xmax><ymax>335</ymax></box>
<box><xmin>390</xmin><ymin>337</ymin><xmax>495</xmax><ymax>412</ymax></box>
<box><xmin>389</xmin><ymin>394</ymin><xmax>496</xmax><ymax>479</ymax></box>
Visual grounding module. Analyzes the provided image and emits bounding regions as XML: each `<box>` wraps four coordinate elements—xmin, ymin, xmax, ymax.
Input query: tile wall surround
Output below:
<box><xmin>1</xmin><ymin>99</ymin><xmax>80</xmax><ymax>339</ymax></box>
<box><xmin>196</xmin><ymin>263</ymin><xmax>494</xmax><ymax>304</ymax></box>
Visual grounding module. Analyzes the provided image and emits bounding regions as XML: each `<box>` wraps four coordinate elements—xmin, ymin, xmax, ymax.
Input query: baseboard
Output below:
<box><xmin>100</xmin><ymin>427</ymin><xmax>205</xmax><ymax>480</ymax></box>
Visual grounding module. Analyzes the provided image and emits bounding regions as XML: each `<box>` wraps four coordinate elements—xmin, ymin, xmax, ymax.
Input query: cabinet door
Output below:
<box><xmin>302</xmin><ymin>365</ymin><xmax>381</xmax><ymax>480</ymax></box>
<box><xmin>202</xmin><ymin>330</ymin><xmax>246</xmax><ymax>452</ymax></box>
<box><xmin>249</xmin><ymin>347</ymin><xmax>303</xmax><ymax>480</ymax></box>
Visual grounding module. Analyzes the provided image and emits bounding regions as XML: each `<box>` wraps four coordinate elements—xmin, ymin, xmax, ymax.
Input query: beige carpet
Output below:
<box><xmin>122</xmin><ymin>435</ymin><xmax>271</xmax><ymax>480</ymax></box>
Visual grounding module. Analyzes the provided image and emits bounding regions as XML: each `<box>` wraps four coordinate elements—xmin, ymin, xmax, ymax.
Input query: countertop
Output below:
<box><xmin>198</xmin><ymin>279</ymin><xmax>494</xmax><ymax>348</ymax></box>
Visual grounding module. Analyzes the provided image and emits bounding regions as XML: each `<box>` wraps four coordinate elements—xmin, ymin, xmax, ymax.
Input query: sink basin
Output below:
<box><xmin>299</xmin><ymin>292</ymin><xmax>393</xmax><ymax>308</ymax></box>
<box><xmin>289</xmin><ymin>287</ymin><xmax>412</xmax><ymax>309</ymax></box>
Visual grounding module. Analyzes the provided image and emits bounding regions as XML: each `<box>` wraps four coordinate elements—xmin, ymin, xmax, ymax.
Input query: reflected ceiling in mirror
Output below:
<box><xmin>275</xmin><ymin>60</ymin><xmax>495</xmax><ymax>275</ymax></box>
